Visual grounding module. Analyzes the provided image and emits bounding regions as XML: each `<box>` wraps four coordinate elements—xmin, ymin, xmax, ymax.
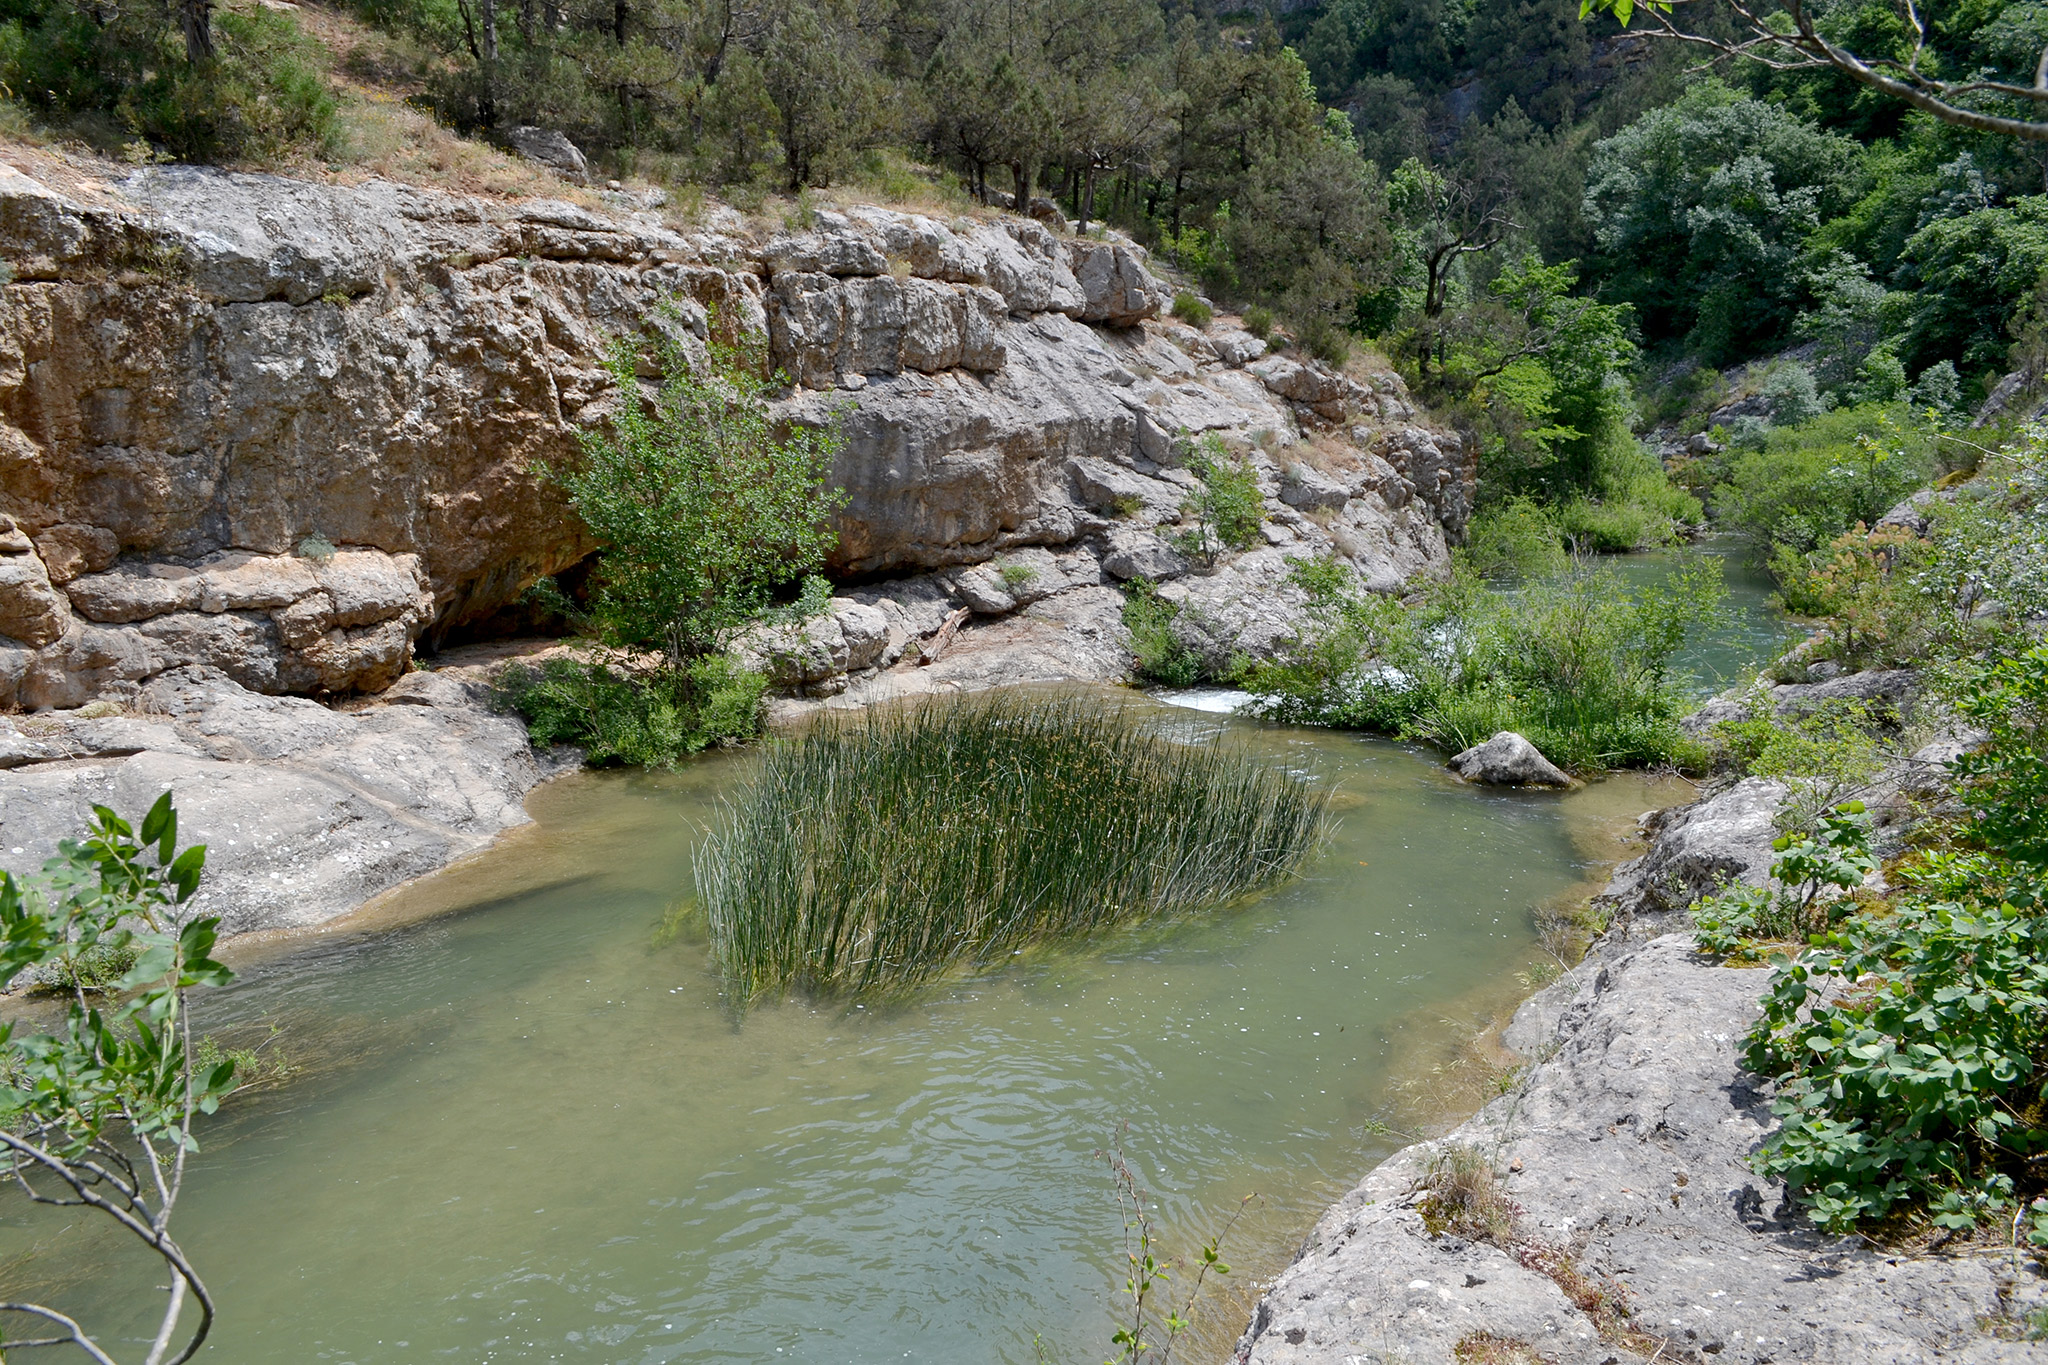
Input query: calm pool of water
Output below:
<box><xmin>4</xmin><ymin>550</ymin><xmax>1781</xmax><ymax>1364</ymax></box>
<box><xmin>1</xmin><ymin>703</ymin><xmax>1692</xmax><ymax>1365</ymax></box>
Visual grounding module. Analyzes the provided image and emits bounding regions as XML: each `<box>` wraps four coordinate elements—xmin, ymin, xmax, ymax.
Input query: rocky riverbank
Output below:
<box><xmin>1233</xmin><ymin>711</ymin><xmax>2048</xmax><ymax>1364</ymax></box>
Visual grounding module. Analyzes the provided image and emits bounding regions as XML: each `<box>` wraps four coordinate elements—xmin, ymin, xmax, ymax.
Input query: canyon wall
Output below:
<box><xmin>0</xmin><ymin>151</ymin><xmax>1472</xmax><ymax>710</ymax></box>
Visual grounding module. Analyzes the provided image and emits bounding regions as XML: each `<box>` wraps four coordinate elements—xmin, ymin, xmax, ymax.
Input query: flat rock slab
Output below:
<box><xmin>0</xmin><ymin>666</ymin><xmax>566</xmax><ymax>936</ymax></box>
<box><xmin>1236</xmin><ymin>935</ymin><xmax>2047</xmax><ymax>1363</ymax></box>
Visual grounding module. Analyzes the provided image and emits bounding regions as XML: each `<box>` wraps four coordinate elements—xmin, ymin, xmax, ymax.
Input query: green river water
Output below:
<box><xmin>1</xmin><ymin>544</ymin><xmax>1786</xmax><ymax>1365</ymax></box>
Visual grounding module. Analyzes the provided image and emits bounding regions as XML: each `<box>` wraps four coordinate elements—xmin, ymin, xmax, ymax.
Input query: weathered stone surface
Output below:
<box><xmin>1277</xmin><ymin>462</ymin><xmax>1350</xmax><ymax>512</ymax></box>
<box><xmin>1450</xmin><ymin>730</ymin><xmax>1571</xmax><ymax>786</ymax></box>
<box><xmin>35</xmin><ymin>523</ymin><xmax>122</xmax><ymax>585</ymax></box>
<box><xmin>1239</xmin><ymin>932</ymin><xmax>2047</xmax><ymax>1365</ymax></box>
<box><xmin>1100</xmin><ymin>526</ymin><xmax>1188</xmax><ymax>581</ymax></box>
<box><xmin>1158</xmin><ymin>549</ymin><xmax>1315</xmax><ymax>667</ymax></box>
<box><xmin>2</xmin><ymin>154</ymin><xmax>1471</xmax><ymax>712</ymax></box>
<box><xmin>0</xmin><ymin>550</ymin><xmax>70</xmax><ymax>645</ymax></box>
<box><xmin>503</xmin><ymin>126</ymin><xmax>589</xmax><ymax>183</ymax></box>
<box><xmin>733</xmin><ymin>597</ymin><xmax>897</xmax><ymax>693</ymax></box>
<box><xmin>1066</xmin><ymin>240</ymin><xmax>1169</xmax><ymax>325</ymax></box>
<box><xmin>36</xmin><ymin>547</ymin><xmax>431</xmax><ymax>700</ymax></box>
<box><xmin>1069</xmin><ymin>457</ymin><xmax>1184</xmax><ymax>521</ymax></box>
<box><xmin>1594</xmin><ymin>776</ymin><xmax>1788</xmax><ymax>933</ymax></box>
<box><xmin>0</xmin><ymin>666</ymin><xmax>562</xmax><ymax>935</ymax></box>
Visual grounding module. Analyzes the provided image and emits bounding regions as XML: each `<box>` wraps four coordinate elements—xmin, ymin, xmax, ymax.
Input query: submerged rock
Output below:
<box><xmin>1449</xmin><ymin>731</ymin><xmax>1570</xmax><ymax>787</ymax></box>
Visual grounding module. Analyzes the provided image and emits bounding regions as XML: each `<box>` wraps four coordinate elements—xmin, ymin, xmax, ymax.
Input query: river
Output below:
<box><xmin>0</xmin><ymin>543</ymin><xmax>1784</xmax><ymax>1365</ymax></box>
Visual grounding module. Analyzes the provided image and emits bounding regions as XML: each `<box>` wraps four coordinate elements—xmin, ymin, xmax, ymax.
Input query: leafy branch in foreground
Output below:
<box><xmin>1579</xmin><ymin>0</ymin><xmax>2048</xmax><ymax>143</ymax></box>
<box><xmin>0</xmin><ymin>793</ymin><xmax>232</xmax><ymax>1365</ymax></box>
<box><xmin>1101</xmin><ymin>1125</ymin><xmax>1254</xmax><ymax>1365</ymax></box>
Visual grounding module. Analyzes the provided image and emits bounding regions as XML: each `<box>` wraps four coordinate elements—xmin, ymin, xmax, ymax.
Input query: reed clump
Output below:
<box><xmin>698</xmin><ymin>694</ymin><xmax>1330</xmax><ymax>1000</ymax></box>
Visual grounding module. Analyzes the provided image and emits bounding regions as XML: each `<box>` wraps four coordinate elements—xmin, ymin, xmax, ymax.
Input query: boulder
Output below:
<box><xmin>503</xmin><ymin>126</ymin><xmax>589</xmax><ymax>183</ymax></box>
<box><xmin>33</xmin><ymin>524</ymin><xmax>121</xmax><ymax>585</ymax></box>
<box><xmin>0</xmin><ymin>551</ymin><xmax>71</xmax><ymax>646</ymax></box>
<box><xmin>1449</xmin><ymin>731</ymin><xmax>1571</xmax><ymax>786</ymax></box>
<box><xmin>1099</xmin><ymin>526</ymin><xmax>1187</xmax><ymax>582</ymax></box>
<box><xmin>1277</xmin><ymin>463</ymin><xmax>1349</xmax><ymax>512</ymax></box>
<box><xmin>1066</xmin><ymin>240</ymin><xmax>1169</xmax><ymax>325</ymax></box>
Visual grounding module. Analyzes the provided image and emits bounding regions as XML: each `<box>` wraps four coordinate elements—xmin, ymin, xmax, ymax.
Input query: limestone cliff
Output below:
<box><xmin>0</xmin><ymin>147</ymin><xmax>1471</xmax><ymax>712</ymax></box>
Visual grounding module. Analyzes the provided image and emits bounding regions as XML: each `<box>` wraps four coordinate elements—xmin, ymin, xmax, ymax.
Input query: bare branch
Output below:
<box><xmin>1620</xmin><ymin>0</ymin><xmax>2048</xmax><ymax>140</ymax></box>
<box><xmin>0</xmin><ymin>1304</ymin><xmax>122</xmax><ymax>1365</ymax></box>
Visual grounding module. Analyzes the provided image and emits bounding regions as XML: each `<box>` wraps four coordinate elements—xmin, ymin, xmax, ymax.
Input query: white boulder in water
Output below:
<box><xmin>1449</xmin><ymin>731</ymin><xmax>1570</xmax><ymax>787</ymax></box>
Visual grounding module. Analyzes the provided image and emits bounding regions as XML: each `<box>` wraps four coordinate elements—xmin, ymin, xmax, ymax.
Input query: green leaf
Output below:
<box><xmin>168</xmin><ymin>844</ymin><xmax>207</xmax><ymax>902</ymax></box>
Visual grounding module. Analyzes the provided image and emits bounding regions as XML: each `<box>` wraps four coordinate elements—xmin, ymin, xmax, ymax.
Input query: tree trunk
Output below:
<box><xmin>1078</xmin><ymin>164</ymin><xmax>1097</xmax><ymax>234</ymax></box>
<box><xmin>180</xmin><ymin>0</ymin><xmax>214</xmax><ymax>62</ymax></box>
<box><xmin>478</xmin><ymin>0</ymin><xmax>498</xmax><ymax>126</ymax></box>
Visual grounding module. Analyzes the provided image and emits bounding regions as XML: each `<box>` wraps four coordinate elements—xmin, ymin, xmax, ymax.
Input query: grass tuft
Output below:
<box><xmin>697</xmin><ymin>693</ymin><xmax>1330</xmax><ymax>1001</ymax></box>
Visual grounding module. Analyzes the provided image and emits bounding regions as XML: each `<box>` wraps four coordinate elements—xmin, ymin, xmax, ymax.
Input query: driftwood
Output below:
<box><xmin>917</xmin><ymin>607</ymin><xmax>971</xmax><ymax>665</ymax></box>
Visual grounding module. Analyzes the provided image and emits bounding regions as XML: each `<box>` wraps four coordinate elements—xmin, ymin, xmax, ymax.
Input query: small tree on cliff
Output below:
<box><xmin>508</xmin><ymin>310</ymin><xmax>848</xmax><ymax>765</ymax></box>
<box><xmin>545</xmin><ymin>313</ymin><xmax>847</xmax><ymax>668</ymax></box>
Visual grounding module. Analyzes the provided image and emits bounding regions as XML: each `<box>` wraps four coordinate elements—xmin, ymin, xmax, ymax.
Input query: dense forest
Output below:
<box><xmin>6</xmin><ymin>0</ymin><xmax>2048</xmax><ymax>555</ymax></box>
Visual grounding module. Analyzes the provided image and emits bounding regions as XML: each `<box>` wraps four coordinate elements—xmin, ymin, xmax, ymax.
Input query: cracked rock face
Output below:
<box><xmin>1</xmin><ymin>157</ymin><xmax>1471</xmax><ymax>710</ymax></box>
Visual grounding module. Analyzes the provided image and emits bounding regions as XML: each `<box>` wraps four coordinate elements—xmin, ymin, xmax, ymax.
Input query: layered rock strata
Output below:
<box><xmin>0</xmin><ymin>150</ymin><xmax>1470</xmax><ymax>710</ymax></box>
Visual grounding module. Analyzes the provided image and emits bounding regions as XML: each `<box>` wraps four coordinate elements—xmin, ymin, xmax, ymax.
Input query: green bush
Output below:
<box><xmin>1459</xmin><ymin>498</ymin><xmax>1567</xmax><ymax>580</ymax></box>
<box><xmin>1688</xmin><ymin>802</ymin><xmax>1877</xmax><ymax>955</ymax></box>
<box><xmin>1170</xmin><ymin>291</ymin><xmax>1214</xmax><ymax>328</ymax></box>
<box><xmin>696</xmin><ymin>694</ymin><xmax>1331</xmax><ymax>999</ymax></box>
<box><xmin>1953</xmin><ymin>643</ymin><xmax>2048</xmax><ymax>873</ymax></box>
<box><xmin>1712</xmin><ymin>688</ymin><xmax>1888</xmax><ymax>832</ymax></box>
<box><xmin>493</xmin><ymin>653</ymin><xmax>766</xmax><ymax>767</ymax></box>
<box><xmin>1242</xmin><ymin>305</ymin><xmax>1275</xmax><ymax>339</ymax></box>
<box><xmin>1769</xmin><ymin>524</ymin><xmax>1937</xmax><ymax>668</ymax></box>
<box><xmin>1121</xmin><ymin>579</ymin><xmax>1203</xmax><ymax>687</ymax></box>
<box><xmin>1747</xmin><ymin>898</ymin><xmax>2048</xmax><ymax>1236</ymax></box>
<box><xmin>1173</xmin><ymin>434</ymin><xmax>1264</xmax><ymax>566</ymax></box>
<box><xmin>1244</xmin><ymin>555</ymin><xmax>1724</xmax><ymax>772</ymax></box>
<box><xmin>1717</xmin><ymin>405</ymin><xmax>1936</xmax><ymax>565</ymax></box>
<box><xmin>1736</xmin><ymin>648</ymin><xmax>2048</xmax><ymax>1238</ymax></box>
<box><xmin>0</xmin><ymin>0</ymin><xmax>339</xmax><ymax>162</ymax></box>
<box><xmin>539</xmin><ymin>309</ymin><xmax>846</xmax><ymax>669</ymax></box>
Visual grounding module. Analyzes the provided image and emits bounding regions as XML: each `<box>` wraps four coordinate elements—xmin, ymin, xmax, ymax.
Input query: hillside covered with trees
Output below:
<box><xmin>13</xmin><ymin>0</ymin><xmax>2048</xmax><ymax>567</ymax></box>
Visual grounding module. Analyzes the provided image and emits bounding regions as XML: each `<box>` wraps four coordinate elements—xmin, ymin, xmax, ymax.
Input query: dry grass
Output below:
<box><xmin>1453</xmin><ymin>1333</ymin><xmax>1543</xmax><ymax>1365</ymax></box>
<box><xmin>1418</xmin><ymin>1145</ymin><xmax>1521</xmax><ymax>1245</ymax></box>
<box><xmin>1417</xmin><ymin>1144</ymin><xmax>1669</xmax><ymax>1360</ymax></box>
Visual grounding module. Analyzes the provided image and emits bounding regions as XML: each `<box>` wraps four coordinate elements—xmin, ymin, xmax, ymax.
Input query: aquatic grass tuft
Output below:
<box><xmin>698</xmin><ymin>693</ymin><xmax>1331</xmax><ymax>1000</ymax></box>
